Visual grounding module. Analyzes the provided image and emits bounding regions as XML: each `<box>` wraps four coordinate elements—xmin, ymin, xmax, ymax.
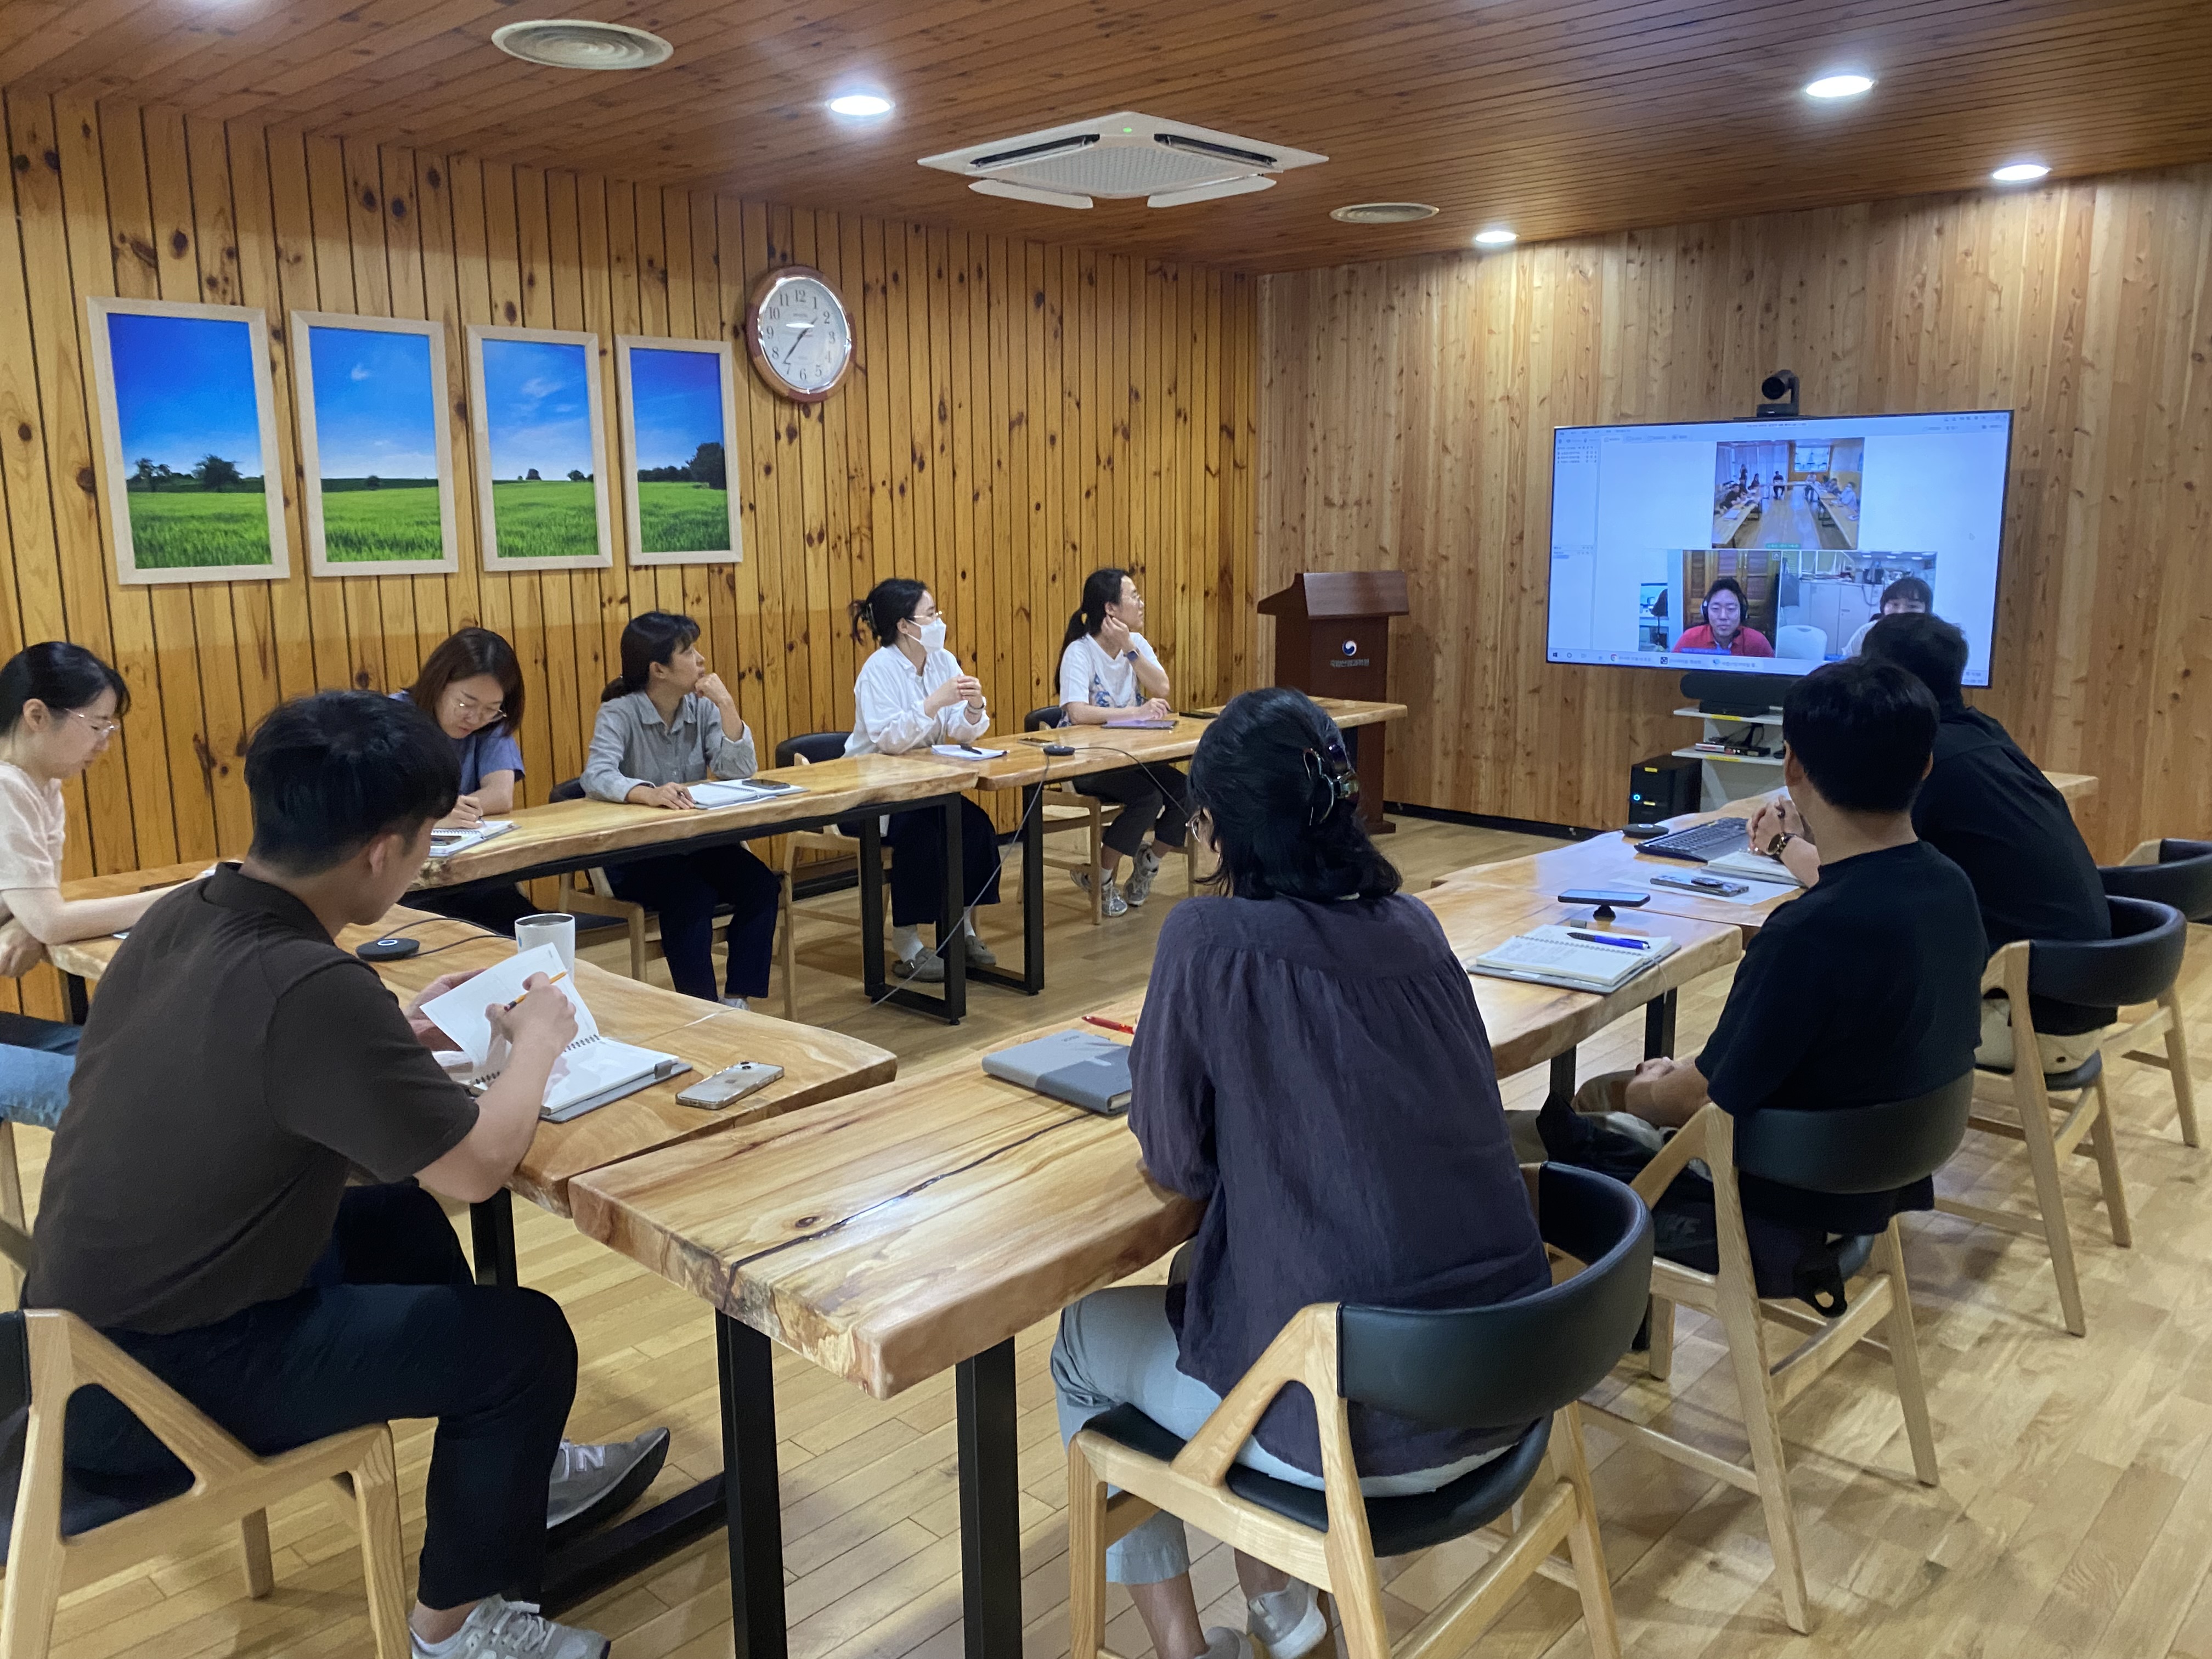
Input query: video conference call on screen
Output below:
<box><xmin>1544</xmin><ymin>409</ymin><xmax>2013</xmax><ymax>689</ymax></box>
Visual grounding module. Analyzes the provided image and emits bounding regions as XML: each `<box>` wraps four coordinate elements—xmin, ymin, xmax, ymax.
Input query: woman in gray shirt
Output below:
<box><xmin>582</xmin><ymin>612</ymin><xmax>781</xmax><ymax>1008</ymax></box>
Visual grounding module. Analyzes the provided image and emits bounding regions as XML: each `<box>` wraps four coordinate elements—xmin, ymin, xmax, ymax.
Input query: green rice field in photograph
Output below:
<box><xmin>125</xmin><ymin>488</ymin><xmax>272</xmax><ymax>569</ymax></box>
<box><xmin>637</xmin><ymin>479</ymin><xmax>731</xmax><ymax>554</ymax></box>
<box><xmin>490</xmin><ymin>479</ymin><xmax>601</xmax><ymax>560</ymax></box>
<box><xmin>319</xmin><ymin>478</ymin><xmax>444</xmax><ymax>563</ymax></box>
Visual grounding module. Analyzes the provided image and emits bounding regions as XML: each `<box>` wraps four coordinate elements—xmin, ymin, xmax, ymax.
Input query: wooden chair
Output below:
<box><xmin>2096</xmin><ymin>839</ymin><xmax>2211</xmax><ymax>1147</ymax></box>
<box><xmin>772</xmin><ymin>733</ymin><xmax>891</xmax><ymax>1022</ymax></box>
<box><xmin>1022</xmin><ymin>706</ymin><xmax>1195</xmax><ymax>926</ymax></box>
<box><xmin>0</xmin><ymin>1307</ymin><xmax>410</xmax><ymax>1658</ymax></box>
<box><xmin>544</xmin><ymin>777</ymin><xmax>732</xmax><ymax>987</ymax></box>
<box><xmin>1585</xmin><ymin>1075</ymin><xmax>1972</xmax><ymax>1634</ymax></box>
<box><xmin>1069</xmin><ymin>1164</ymin><xmax>1652</xmax><ymax>1659</ymax></box>
<box><xmin>1936</xmin><ymin>899</ymin><xmax>2182</xmax><ymax>1335</ymax></box>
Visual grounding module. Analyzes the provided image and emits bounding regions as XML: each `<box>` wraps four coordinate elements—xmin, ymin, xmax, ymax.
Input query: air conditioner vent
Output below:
<box><xmin>921</xmin><ymin>112</ymin><xmax>1325</xmax><ymax>211</ymax></box>
<box><xmin>490</xmin><ymin>19</ymin><xmax>673</xmax><ymax>70</ymax></box>
<box><xmin>1330</xmin><ymin>202</ymin><xmax>1440</xmax><ymax>224</ymax></box>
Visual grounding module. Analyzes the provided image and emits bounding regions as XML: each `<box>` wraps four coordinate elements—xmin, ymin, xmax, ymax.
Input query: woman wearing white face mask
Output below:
<box><xmin>845</xmin><ymin>579</ymin><xmax>1003</xmax><ymax>981</ymax></box>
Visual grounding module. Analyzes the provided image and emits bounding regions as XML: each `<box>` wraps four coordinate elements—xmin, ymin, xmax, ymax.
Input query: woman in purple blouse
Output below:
<box><xmin>1050</xmin><ymin>688</ymin><xmax>1549</xmax><ymax>1659</ymax></box>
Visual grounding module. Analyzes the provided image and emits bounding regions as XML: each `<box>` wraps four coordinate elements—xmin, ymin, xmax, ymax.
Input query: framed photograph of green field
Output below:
<box><xmin>465</xmin><ymin>325</ymin><xmax>613</xmax><ymax>571</ymax></box>
<box><xmin>292</xmin><ymin>312</ymin><xmax>459</xmax><ymax>577</ymax></box>
<box><xmin>85</xmin><ymin>297</ymin><xmax>290</xmax><ymax>585</ymax></box>
<box><xmin>614</xmin><ymin>335</ymin><xmax>742</xmax><ymax>566</ymax></box>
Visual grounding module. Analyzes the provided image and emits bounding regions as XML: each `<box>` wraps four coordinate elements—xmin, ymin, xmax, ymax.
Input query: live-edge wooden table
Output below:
<box><xmin>568</xmin><ymin>885</ymin><xmax>1739</xmax><ymax>1659</ymax></box>
<box><xmin>48</xmin><ymin>906</ymin><xmax>900</xmax><ymax>1613</ymax></box>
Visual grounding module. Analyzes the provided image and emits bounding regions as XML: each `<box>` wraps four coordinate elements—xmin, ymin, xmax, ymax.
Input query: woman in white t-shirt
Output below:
<box><xmin>0</xmin><ymin>645</ymin><xmax>195</xmax><ymax>1129</ymax></box>
<box><xmin>1056</xmin><ymin>568</ymin><xmax>1191</xmax><ymax>917</ymax></box>
<box><xmin>844</xmin><ymin>579</ymin><xmax>1003</xmax><ymax>983</ymax></box>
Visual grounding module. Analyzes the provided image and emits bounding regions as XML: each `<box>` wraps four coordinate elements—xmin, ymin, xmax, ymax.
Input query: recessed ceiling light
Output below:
<box><xmin>828</xmin><ymin>92</ymin><xmax>894</xmax><ymax>118</ymax></box>
<box><xmin>1331</xmin><ymin>202</ymin><xmax>1440</xmax><ymax>224</ymax></box>
<box><xmin>490</xmin><ymin>19</ymin><xmax>672</xmax><ymax>70</ymax></box>
<box><xmin>1804</xmin><ymin>73</ymin><xmax>1875</xmax><ymax>99</ymax></box>
<box><xmin>1473</xmin><ymin>228</ymin><xmax>1517</xmax><ymax>246</ymax></box>
<box><xmin>1991</xmin><ymin>161</ymin><xmax>2051</xmax><ymax>183</ymax></box>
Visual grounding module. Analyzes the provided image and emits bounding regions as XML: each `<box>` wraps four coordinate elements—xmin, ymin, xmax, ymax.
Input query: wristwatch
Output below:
<box><xmin>1764</xmin><ymin>830</ymin><xmax>1795</xmax><ymax>859</ymax></box>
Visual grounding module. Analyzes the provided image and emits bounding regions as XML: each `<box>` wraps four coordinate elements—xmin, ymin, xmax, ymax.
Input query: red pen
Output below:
<box><xmin>1084</xmin><ymin>1014</ymin><xmax>1137</xmax><ymax>1036</ymax></box>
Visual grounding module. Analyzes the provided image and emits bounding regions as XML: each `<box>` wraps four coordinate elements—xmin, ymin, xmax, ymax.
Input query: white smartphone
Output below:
<box><xmin>676</xmin><ymin>1061</ymin><xmax>785</xmax><ymax>1109</ymax></box>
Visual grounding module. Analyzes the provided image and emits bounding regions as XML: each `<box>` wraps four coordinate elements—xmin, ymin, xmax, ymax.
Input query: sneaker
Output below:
<box><xmin>1070</xmin><ymin>869</ymin><xmax>1128</xmax><ymax>917</ymax></box>
<box><xmin>1201</xmin><ymin>1629</ymin><xmax>1255</xmax><ymax>1659</ymax></box>
<box><xmin>411</xmin><ymin>1595</ymin><xmax>608</xmax><ymax>1658</ymax></box>
<box><xmin>546</xmin><ymin>1429</ymin><xmax>670</xmax><ymax>1544</ymax></box>
<box><xmin>721</xmin><ymin>996</ymin><xmax>750</xmax><ymax>1012</ymax></box>
<box><xmin>1124</xmin><ymin>849</ymin><xmax>1163</xmax><ymax>907</ymax></box>
<box><xmin>1248</xmin><ymin>1580</ymin><xmax>1328</xmax><ymax>1659</ymax></box>
<box><xmin>963</xmin><ymin>932</ymin><xmax>998</xmax><ymax>968</ymax></box>
<box><xmin>894</xmin><ymin>948</ymin><xmax>946</xmax><ymax>984</ymax></box>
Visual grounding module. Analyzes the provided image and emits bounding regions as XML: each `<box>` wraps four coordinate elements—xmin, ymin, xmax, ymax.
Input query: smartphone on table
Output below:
<box><xmin>676</xmin><ymin>1062</ymin><xmax>785</xmax><ymax>1109</ymax></box>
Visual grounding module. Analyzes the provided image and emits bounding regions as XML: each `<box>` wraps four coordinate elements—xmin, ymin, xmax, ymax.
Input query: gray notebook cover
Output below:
<box><xmin>980</xmin><ymin>1030</ymin><xmax>1133</xmax><ymax>1115</ymax></box>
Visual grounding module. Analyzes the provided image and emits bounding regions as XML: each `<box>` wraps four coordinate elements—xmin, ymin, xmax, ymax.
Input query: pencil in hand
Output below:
<box><xmin>503</xmin><ymin>970</ymin><xmax>568</xmax><ymax>1012</ymax></box>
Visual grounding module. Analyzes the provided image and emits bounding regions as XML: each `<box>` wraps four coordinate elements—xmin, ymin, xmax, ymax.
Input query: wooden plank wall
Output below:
<box><xmin>1259</xmin><ymin>162</ymin><xmax>2212</xmax><ymax>861</ymax></box>
<box><xmin>0</xmin><ymin>93</ymin><xmax>1259</xmax><ymax>1017</ymax></box>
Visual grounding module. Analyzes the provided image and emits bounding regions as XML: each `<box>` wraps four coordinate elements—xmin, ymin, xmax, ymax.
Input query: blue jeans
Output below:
<box><xmin>0</xmin><ymin>1013</ymin><xmax>79</xmax><ymax>1131</ymax></box>
<box><xmin>1049</xmin><ymin>1286</ymin><xmax>1499</xmax><ymax>1584</ymax></box>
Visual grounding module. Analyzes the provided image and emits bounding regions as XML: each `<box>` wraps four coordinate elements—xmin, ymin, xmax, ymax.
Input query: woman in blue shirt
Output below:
<box><xmin>394</xmin><ymin>628</ymin><xmax>535</xmax><ymax>934</ymax></box>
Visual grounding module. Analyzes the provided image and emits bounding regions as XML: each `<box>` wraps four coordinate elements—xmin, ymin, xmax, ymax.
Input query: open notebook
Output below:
<box><xmin>422</xmin><ymin>945</ymin><xmax>691</xmax><ymax>1122</ymax></box>
<box><xmin>428</xmin><ymin>821</ymin><xmax>514</xmax><ymax>858</ymax></box>
<box><xmin>687</xmin><ymin>778</ymin><xmax>806</xmax><ymax>809</ymax></box>
<box><xmin>1464</xmin><ymin>925</ymin><xmax>1679</xmax><ymax>994</ymax></box>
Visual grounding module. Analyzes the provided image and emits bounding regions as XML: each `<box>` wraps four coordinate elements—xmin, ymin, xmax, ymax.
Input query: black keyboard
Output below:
<box><xmin>1636</xmin><ymin>817</ymin><xmax>1751</xmax><ymax>862</ymax></box>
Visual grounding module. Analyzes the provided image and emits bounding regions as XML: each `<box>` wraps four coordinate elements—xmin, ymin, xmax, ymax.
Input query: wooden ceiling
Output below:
<box><xmin>3</xmin><ymin>0</ymin><xmax>2209</xmax><ymax>270</ymax></box>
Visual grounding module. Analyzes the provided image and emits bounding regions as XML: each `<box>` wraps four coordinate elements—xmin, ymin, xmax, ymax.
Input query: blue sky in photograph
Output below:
<box><xmin>629</xmin><ymin>348</ymin><xmax>724</xmax><ymax>472</ymax></box>
<box><xmin>309</xmin><ymin>326</ymin><xmax>439</xmax><ymax>479</ymax></box>
<box><xmin>106</xmin><ymin>311</ymin><xmax>264</xmax><ymax>476</ymax></box>
<box><xmin>482</xmin><ymin>337</ymin><xmax>595</xmax><ymax>479</ymax></box>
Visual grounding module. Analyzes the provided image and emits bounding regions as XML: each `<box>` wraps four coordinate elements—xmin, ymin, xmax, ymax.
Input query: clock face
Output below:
<box><xmin>744</xmin><ymin>268</ymin><xmax>853</xmax><ymax>402</ymax></box>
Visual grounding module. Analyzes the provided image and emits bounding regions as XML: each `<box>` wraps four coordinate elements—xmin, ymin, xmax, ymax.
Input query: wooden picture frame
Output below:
<box><xmin>84</xmin><ymin>296</ymin><xmax>290</xmax><ymax>586</ymax></box>
<box><xmin>614</xmin><ymin>335</ymin><xmax>743</xmax><ymax>566</ymax></box>
<box><xmin>291</xmin><ymin>312</ymin><xmax>459</xmax><ymax>577</ymax></box>
<box><xmin>464</xmin><ymin>325</ymin><xmax>613</xmax><ymax>570</ymax></box>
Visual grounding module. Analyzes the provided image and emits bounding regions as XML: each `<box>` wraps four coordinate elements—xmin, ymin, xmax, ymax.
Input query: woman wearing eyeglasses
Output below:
<box><xmin>0</xmin><ymin>644</ymin><xmax>199</xmax><ymax>1129</ymax></box>
<box><xmin>393</xmin><ymin>627</ymin><xmax>536</xmax><ymax>934</ymax></box>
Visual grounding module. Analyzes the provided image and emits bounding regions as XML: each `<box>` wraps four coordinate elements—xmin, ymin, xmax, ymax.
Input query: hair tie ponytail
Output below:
<box><xmin>1300</xmin><ymin>742</ymin><xmax>1360</xmax><ymax>826</ymax></box>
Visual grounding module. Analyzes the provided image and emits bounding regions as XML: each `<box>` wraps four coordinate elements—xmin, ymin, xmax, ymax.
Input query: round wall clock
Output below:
<box><xmin>742</xmin><ymin>266</ymin><xmax>854</xmax><ymax>403</ymax></box>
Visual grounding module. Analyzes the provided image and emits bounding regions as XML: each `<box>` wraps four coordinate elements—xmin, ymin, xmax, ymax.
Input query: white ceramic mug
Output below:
<box><xmin>515</xmin><ymin>912</ymin><xmax>577</xmax><ymax>975</ymax></box>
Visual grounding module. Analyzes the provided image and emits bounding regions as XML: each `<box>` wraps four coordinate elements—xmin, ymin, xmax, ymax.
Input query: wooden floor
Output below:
<box><xmin>22</xmin><ymin>815</ymin><xmax>2212</xmax><ymax>1659</ymax></box>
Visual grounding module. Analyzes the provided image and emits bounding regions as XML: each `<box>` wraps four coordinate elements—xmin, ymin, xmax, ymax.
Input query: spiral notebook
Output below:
<box><xmin>1464</xmin><ymin>926</ymin><xmax>1679</xmax><ymax>994</ymax></box>
<box><xmin>687</xmin><ymin>778</ymin><xmax>806</xmax><ymax>809</ymax></box>
<box><xmin>422</xmin><ymin>945</ymin><xmax>691</xmax><ymax>1122</ymax></box>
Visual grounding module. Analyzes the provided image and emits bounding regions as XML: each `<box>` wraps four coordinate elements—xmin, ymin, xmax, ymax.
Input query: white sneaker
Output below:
<box><xmin>1248</xmin><ymin>1579</ymin><xmax>1328</xmax><ymax>1659</ymax></box>
<box><xmin>721</xmin><ymin>996</ymin><xmax>750</xmax><ymax>1012</ymax></box>
<box><xmin>1070</xmin><ymin>869</ymin><xmax>1128</xmax><ymax>917</ymax></box>
<box><xmin>411</xmin><ymin>1596</ymin><xmax>608</xmax><ymax>1658</ymax></box>
<box><xmin>1201</xmin><ymin>1628</ymin><xmax>1255</xmax><ymax>1659</ymax></box>
<box><xmin>1124</xmin><ymin>848</ymin><xmax>1163</xmax><ymax>907</ymax></box>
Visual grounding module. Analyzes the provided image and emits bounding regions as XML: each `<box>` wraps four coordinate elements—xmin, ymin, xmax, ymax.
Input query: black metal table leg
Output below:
<box><xmin>1644</xmin><ymin>989</ymin><xmax>1678</xmax><ymax>1059</ymax></box>
<box><xmin>1544</xmin><ymin>1048</ymin><xmax>1577</xmax><ymax>1114</ymax></box>
<box><xmin>968</xmin><ymin>785</ymin><xmax>1045</xmax><ymax>997</ymax></box>
<box><xmin>63</xmin><ymin>972</ymin><xmax>88</xmax><ymax>1025</ymax></box>
<box><xmin>470</xmin><ymin>1189</ymin><xmax>518</xmax><ymax>1288</ymax></box>
<box><xmin>719</xmin><ymin>1315</ymin><xmax>788</xmax><ymax>1659</ymax></box>
<box><xmin>956</xmin><ymin>1340</ymin><xmax>1023</xmax><ymax>1659</ymax></box>
<box><xmin>858</xmin><ymin>814</ymin><xmax>888</xmax><ymax>1002</ymax></box>
<box><xmin>939</xmin><ymin>795</ymin><xmax>966</xmax><ymax>1023</ymax></box>
<box><xmin>859</xmin><ymin>799</ymin><xmax>967</xmax><ymax>1025</ymax></box>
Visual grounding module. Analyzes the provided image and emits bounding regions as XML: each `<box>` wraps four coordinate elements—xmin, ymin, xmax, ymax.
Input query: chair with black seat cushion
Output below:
<box><xmin>1587</xmin><ymin>1074</ymin><xmax>1972</xmax><ymax>1634</ymax></box>
<box><xmin>1023</xmin><ymin>706</ymin><xmax>1197</xmax><ymax>926</ymax></box>
<box><xmin>1937</xmin><ymin>896</ymin><xmax>2181</xmax><ymax>1335</ymax></box>
<box><xmin>1067</xmin><ymin>1163</ymin><xmax>1651</xmax><ymax>1659</ymax></box>
<box><xmin>2095</xmin><ymin>840</ymin><xmax>2211</xmax><ymax>1147</ymax></box>
<box><xmin>771</xmin><ymin>733</ymin><xmax>892</xmax><ymax>1020</ymax></box>
<box><xmin>0</xmin><ymin>1307</ymin><xmax>409</xmax><ymax>1657</ymax></box>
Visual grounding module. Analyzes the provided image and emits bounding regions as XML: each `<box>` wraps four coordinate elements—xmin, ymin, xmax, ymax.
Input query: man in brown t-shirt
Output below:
<box><xmin>27</xmin><ymin>692</ymin><xmax>616</xmax><ymax>1659</ymax></box>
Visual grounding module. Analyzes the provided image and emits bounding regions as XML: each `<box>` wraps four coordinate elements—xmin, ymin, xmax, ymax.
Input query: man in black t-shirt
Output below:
<box><xmin>1751</xmin><ymin>613</ymin><xmax>2112</xmax><ymax>1071</ymax></box>
<box><xmin>1625</xmin><ymin>659</ymin><xmax>1985</xmax><ymax>1234</ymax></box>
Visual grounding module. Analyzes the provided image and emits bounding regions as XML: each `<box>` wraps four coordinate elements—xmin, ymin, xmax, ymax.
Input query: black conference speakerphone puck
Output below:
<box><xmin>357</xmin><ymin>936</ymin><xmax>422</xmax><ymax>962</ymax></box>
<box><xmin>1042</xmin><ymin>743</ymin><xmax>1076</xmax><ymax>756</ymax></box>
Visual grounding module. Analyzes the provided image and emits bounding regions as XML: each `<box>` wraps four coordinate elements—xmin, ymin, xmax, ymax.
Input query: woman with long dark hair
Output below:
<box><xmin>394</xmin><ymin>627</ymin><xmax>537</xmax><ymax>934</ymax></box>
<box><xmin>580</xmin><ymin>612</ymin><xmax>781</xmax><ymax>1008</ymax></box>
<box><xmin>1054</xmin><ymin>567</ymin><xmax>1189</xmax><ymax>916</ymax></box>
<box><xmin>1049</xmin><ymin>688</ymin><xmax>1548</xmax><ymax>1659</ymax></box>
<box><xmin>844</xmin><ymin>578</ymin><xmax>1002</xmax><ymax>982</ymax></box>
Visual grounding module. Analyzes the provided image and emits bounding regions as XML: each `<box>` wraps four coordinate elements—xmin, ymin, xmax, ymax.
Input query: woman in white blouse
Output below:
<box><xmin>845</xmin><ymin>579</ymin><xmax>1003</xmax><ymax>981</ymax></box>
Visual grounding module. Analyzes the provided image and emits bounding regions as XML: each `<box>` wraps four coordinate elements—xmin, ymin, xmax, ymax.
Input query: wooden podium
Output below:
<box><xmin>1257</xmin><ymin>570</ymin><xmax>1409</xmax><ymax>831</ymax></box>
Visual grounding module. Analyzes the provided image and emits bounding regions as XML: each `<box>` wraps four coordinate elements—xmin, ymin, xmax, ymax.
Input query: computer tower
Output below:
<box><xmin>1628</xmin><ymin>753</ymin><xmax>1700</xmax><ymax>824</ymax></box>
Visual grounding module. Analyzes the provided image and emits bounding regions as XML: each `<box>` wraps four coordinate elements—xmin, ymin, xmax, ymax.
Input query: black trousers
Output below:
<box><xmin>883</xmin><ymin>798</ymin><xmax>1002</xmax><ymax>928</ymax></box>
<box><xmin>413</xmin><ymin>881</ymin><xmax>541</xmax><ymax>937</ymax></box>
<box><xmin>608</xmin><ymin>843</ymin><xmax>782</xmax><ymax>1002</ymax></box>
<box><xmin>1081</xmin><ymin>763</ymin><xmax>1190</xmax><ymax>860</ymax></box>
<box><xmin>67</xmin><ymin>1183</ymin><xmax>576</xmax><ymax>1610</ymax></box>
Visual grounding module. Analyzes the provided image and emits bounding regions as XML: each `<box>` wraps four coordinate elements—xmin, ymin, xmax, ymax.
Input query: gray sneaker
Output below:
<box><xmin>546</xmin><ymin>1429</ymin><xmax>670</xmax><ymax>1544</ymax></box>
<box><xmin>1123</xmin><ymin>848</ymin><xmax>1163</xmax><ymax>907</ymax></box>
<box><xmin>412</xmin><ymin>1596</ymin><xmax>608</xmax><ymax>1658</ymax></box>
<box><xmin>1071</xmin><ymin>869</ymin><xmax>1128</xmax><ymax>917</ymax></box>
<box><xmin>1248</xmin><ymin>1579</ymin><xmax>1328</xmax><ymax>1659</ymax></box>
<box><xmin>894</xmin><ymin>948</ymin><xmax>946</xmax><ymax>984</ymax></box>
<box><xmin>963</xmin><ymin>932</ymin><xmax>998</xmax><ymax>967</ymax></box>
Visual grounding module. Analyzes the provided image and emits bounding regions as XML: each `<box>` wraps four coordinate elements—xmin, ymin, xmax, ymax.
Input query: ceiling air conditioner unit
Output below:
<box><xmin>919</xmin><ymin>111</ymin><xmax>1326</xmax><ymax>210</ymax></box>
